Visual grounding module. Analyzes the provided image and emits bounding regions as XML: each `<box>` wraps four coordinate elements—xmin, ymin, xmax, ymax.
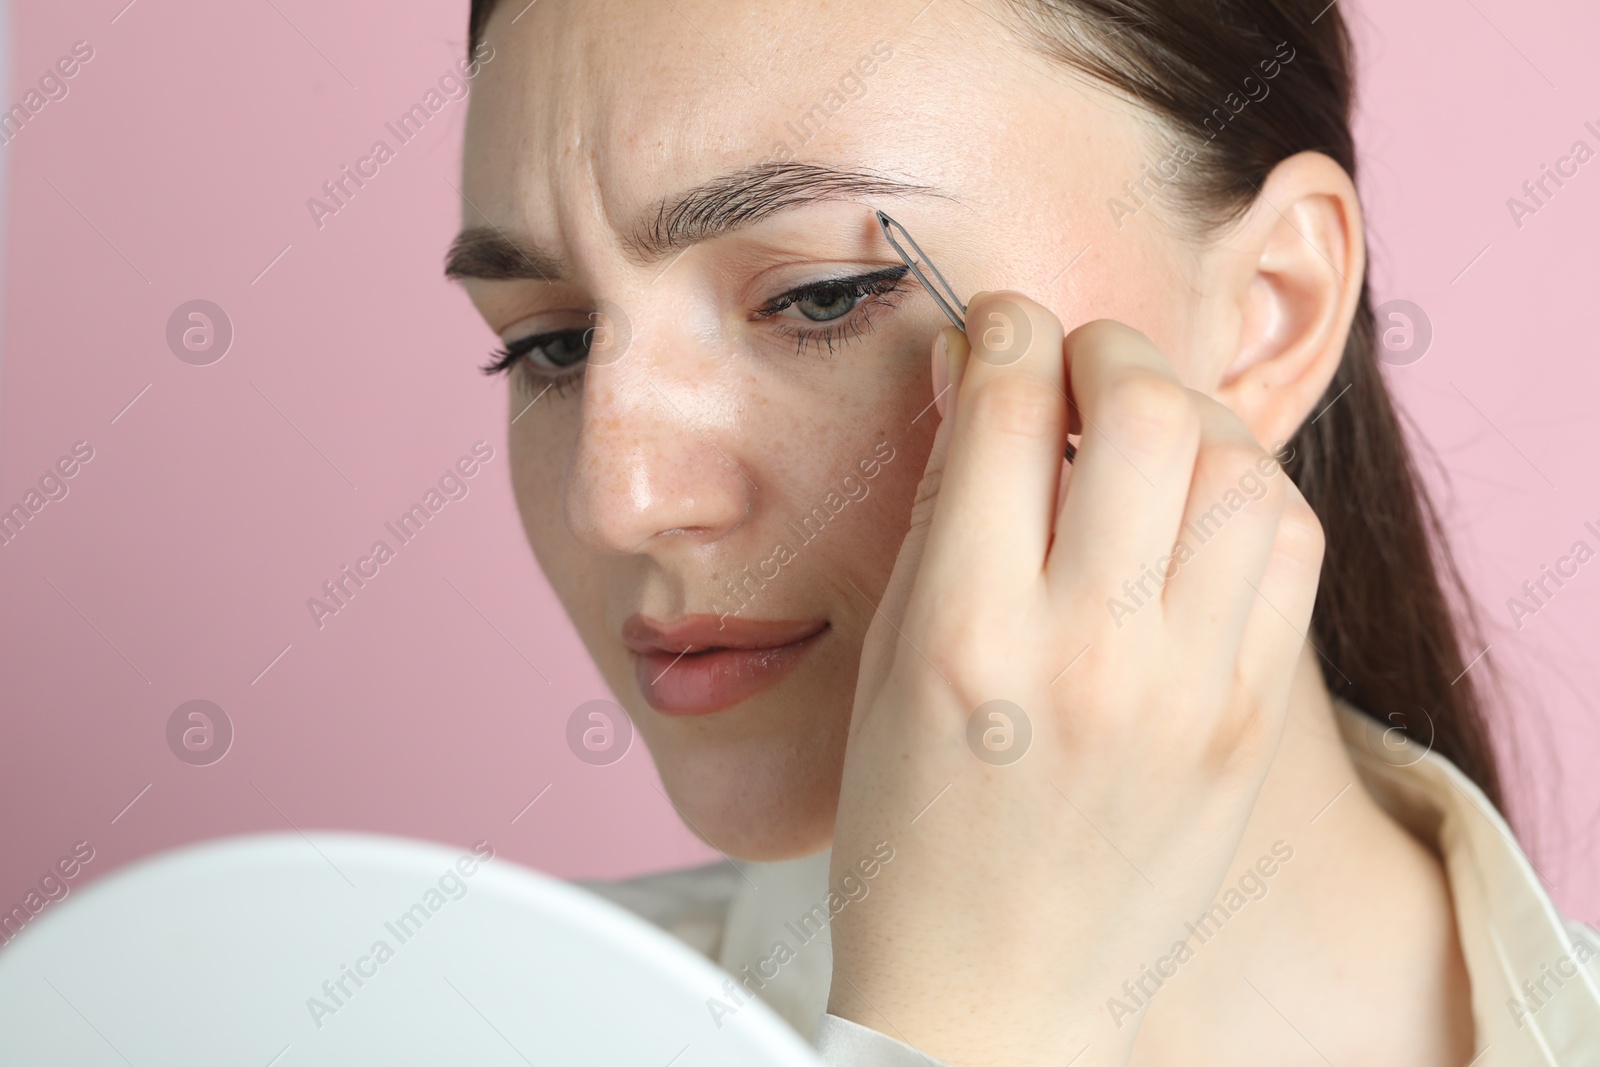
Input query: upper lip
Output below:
<box><xmin>622</xmin><ymin>613</ymin><xmax>828</xmax><ymax>655</ymax></box>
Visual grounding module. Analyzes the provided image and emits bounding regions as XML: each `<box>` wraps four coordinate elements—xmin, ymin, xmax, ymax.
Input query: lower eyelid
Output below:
<box><xmin>769</xmin><ymin>290</ymin><xmax>902</xmax><ymax>356</ymax></box>
<box><xmin>514</xmin><ymin>364</ymin><xmax>582</xmax><ymax>399</ymax></box>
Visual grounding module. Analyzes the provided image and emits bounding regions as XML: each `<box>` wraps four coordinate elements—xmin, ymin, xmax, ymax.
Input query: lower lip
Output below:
<box><xmin>633</xmin><ymin>628</ymin><xmax>826</xmax><ymax>716</ymax></box>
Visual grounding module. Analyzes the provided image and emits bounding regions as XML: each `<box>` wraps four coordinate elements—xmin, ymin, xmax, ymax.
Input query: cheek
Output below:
<box><xmin>507</xmin><ymin>398</ymin><xmax>612</xmax><ymax>651</ymax></box>
<box><xmin>788</xmin><ymin>331</ymin><xmax>938</xmax><ymax>566</ymax></box>
<box><xmin>508</xmin><ymin>403</ymin><xmax>569</xmax><ymax>562</ymax></box>
<box><xmin>1060</xmin><ymin>235</ymin><xmax>1203</xmax><ymax>383</ymax></box>
<box><xmin>789</xmin><ymin>358</ymin><xmax>937</xmax><ymax>649</ymax></box>
<box><xmin>508</xmin><ymin>410</ymin><xmax>626</xmax><ymax>684</ymax></box>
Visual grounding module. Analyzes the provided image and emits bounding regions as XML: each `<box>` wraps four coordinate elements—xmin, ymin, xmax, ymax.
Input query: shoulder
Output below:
<box><xmin>1334</xmin><ymin>700</ymin><xmax>1600</xmax><ymax>1055</ymax></box>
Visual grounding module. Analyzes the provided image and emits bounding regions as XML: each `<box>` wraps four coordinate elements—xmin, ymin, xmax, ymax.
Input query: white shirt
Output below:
<box><xmin>578</xmin><ymin>702</ymin><xmax>1600</xmax><ymax>1064</ymax></box>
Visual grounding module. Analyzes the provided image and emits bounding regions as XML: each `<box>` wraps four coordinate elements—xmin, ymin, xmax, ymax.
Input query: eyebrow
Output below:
<box><xmin>444</xmin><ymin>161</ymin><xmax>946</xmax><ymax>282</ymax></box>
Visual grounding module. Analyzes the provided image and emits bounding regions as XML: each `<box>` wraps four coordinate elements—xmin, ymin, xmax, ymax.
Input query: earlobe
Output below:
<box><xmin>1214</xmin><ymin>151</ymin><xmax>1365</xmax><ymax>449</ymax></box>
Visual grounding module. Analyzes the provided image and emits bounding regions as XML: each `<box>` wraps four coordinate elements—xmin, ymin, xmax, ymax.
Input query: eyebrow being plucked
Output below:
<box><xmin>444</xmin><ymin>161</ymin><xmax>948</xmax><ymax>282</ymax></box>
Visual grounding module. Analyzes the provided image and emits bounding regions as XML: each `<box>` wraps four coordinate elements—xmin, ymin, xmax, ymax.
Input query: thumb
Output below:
<box><xmin>908</xmin><ymin>325</ymin><xmax>969</xmax><ymax>536</ymax></box>
<box><xmin>853</xmin><ymin>326</ymin><xmax>969</xmax><ymax>710</ymax></box>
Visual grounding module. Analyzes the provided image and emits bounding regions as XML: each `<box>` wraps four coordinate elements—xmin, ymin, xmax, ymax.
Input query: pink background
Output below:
<box><xmin>2</xmin><ymin>0</ymin><xmax>1597</xmax><ymax>923</ymax></box>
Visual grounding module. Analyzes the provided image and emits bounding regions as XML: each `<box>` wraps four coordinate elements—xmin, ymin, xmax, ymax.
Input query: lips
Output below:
<box><xmin>624</xmin><ymin>613</ymin><xmax>828</xmax><ymax>716</ymax></box>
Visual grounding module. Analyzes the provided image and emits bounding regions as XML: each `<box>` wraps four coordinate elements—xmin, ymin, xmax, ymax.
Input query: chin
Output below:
<box><xmin>647</xmin><ymin>725</ymin><xmax>847</xmax><ymax>862</ymax></box>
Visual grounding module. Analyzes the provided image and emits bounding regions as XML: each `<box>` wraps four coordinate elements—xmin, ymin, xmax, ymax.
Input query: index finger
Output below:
<box><xmin>1045</xmin><ymin>320</ymin><xmax>1203</xmax><ymax>601</ymax></box>
<box><xmin>918</xmin><ymin>291</ymin><xmax>1068</xmax><ymax>595</ymax></box>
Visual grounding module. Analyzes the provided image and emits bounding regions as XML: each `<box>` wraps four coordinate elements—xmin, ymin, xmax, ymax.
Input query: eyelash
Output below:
<box><xmin>751</xmin><ymin>265</ymin><xmax>911</xmax><ymax>359</ymax></box>
<box><xmin>481</xmin><ymin>265</ymin><xmax>912</xmax><ymax>398</ymax></box>
<box><xmin>481</xmin><ymin>330</ymin><xmax>587</xmax><ymax>399</ymax></box>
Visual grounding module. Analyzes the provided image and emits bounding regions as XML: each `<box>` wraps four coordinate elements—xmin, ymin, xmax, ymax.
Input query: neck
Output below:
<box><xmin>1127</xmin><ymin>642</ymin><xmax>1474</xmax><ymax>1063</ymax></box>
<box><xmin>1243</xmin><ymin>639</ymin><xmax>1359</xmax><ymax>856</ymax></box>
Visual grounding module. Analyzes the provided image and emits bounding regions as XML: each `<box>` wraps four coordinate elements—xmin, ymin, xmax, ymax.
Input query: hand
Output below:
<box><xmin>825</xmin><ymin>293</ymin><xmax>1325</xmax><ymax>1065</ymax></box>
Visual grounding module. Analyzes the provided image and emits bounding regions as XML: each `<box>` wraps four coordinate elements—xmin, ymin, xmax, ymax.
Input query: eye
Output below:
<box><xmin>754</xmin><ymin>265</ymin><xmax>911</xmax><ymax>355</ymax></box>
<box><xmin>486</xmin><ymin>329</ymin><xmax>590</xmax><ymax>373</ymax></box>
<box><xmin>787</xmin><ymin>282</ymin><xmax>862</xmax><ymax>323</ymax></box>
<box><xmin>481</xmin><ymin>263</ymin><xmax>915</xmax><ymax>397</ymax></box>
<box><xmin>481</xmin><ymin>326</ymin><xmax>592</xmax><ymax>395</ymax></box>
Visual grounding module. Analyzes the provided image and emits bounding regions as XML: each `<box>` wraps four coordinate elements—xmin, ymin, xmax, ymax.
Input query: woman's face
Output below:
<box><xmin>457</xmin><ymin>0</ymin><xmax>1221</xmax><ymax>860</ymax></box>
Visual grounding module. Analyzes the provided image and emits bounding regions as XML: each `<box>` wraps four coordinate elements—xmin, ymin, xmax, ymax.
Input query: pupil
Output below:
<box><xmin>798</xmin><ymin>286</ymin><xmax>855</xmax><ymax>322</ymax></box>
<box><xmin>545</xmin><ymin>331</ymin><xmax>590</xmax><ymax>367</ymax></box>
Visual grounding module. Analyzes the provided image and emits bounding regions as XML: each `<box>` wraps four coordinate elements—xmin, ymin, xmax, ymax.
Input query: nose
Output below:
<box><xmin>563</xmin><ymin>325</ymin><xmax>755</xmax><ymax>555</ymax></box>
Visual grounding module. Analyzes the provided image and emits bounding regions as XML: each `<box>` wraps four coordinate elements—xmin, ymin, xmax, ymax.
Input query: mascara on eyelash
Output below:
<box><xmin>758</xmin><ymin>265</ymin><xmax>911</xmax><ymax>317</ymax></box>
<box><xmin>763</xmin><ymin>272</ymin><xmax>909</xmax><ymax>357</ymax></box>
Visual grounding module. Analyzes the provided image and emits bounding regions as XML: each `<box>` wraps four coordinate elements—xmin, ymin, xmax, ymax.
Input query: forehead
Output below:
<box><xmin>459</xmin><ymin>0</ymin><xmax>1065</xmax><ymax>230</ymax></box>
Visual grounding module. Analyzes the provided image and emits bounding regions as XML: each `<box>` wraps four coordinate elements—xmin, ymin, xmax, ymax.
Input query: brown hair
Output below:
<box><xmin>464</xmin><ymin>0</ymin><xmax>1506</xmax><ymax>811</ymax></box>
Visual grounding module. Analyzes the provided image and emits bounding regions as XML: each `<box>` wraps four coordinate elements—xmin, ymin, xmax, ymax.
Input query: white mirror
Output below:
<box><xmin>0</xmin><ymin>833</ymin><xmax>823</xmax><ymax>1066</ymax></box>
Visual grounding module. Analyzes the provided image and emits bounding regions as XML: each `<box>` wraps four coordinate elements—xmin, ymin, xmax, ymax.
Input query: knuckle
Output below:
<box><xmin>963</xmin><ymin>373</ymin><xmax>1059</xmax><ymax>441</ymax></box>
<box><xmin>1196</xmin><ymin>440</ymin><xmax>1285</xmax><ymax>515</ymax></box>
<box><xmin>908</xmin><ymin>465</ymin><xmax>944</xmax><ymax>529</ymax></box>
<box><xmin>1207</xmin><ymin>439</ymin><xmax>1265</xmax><ymax>479</ymax></box>
<box><xmin>1260</xmin><ymin>470</ymin><xmax>1291</xmax><ymax>514</ymax></box>
<box><xmin>1212</xmin><ymin>693</ymin><xmax>1277</xmax><ymax>772</ymax></box>
<box><xmin>920</xmin><ymin>606</ymin><xmax>1009</xmax><ymax>703</ymax></box>
<box><xmin>983</xmin><ymin>291</ymin><xmax>1064</xmax><ymax>335</ymax></box>
<box><xmin>1273</xmin><ymin>495</ymin><xmax>1327</xmax><ymax>569</ymax></box>
<box><xmin>1066</xmin><ymin>317</ymin><xmax>1150</xmax><ymax>355</ymax></box>
<box><xmin>1099</xmin><ymin>372</ymin><xmax>1195</xmax><ymax>442</ymax></box>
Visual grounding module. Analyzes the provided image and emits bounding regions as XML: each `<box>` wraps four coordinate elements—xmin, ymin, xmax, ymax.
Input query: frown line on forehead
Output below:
<box><xmin>445</xmin><ymin>160</ymin><xmax>952</xmax><ymax>281</ymax></box>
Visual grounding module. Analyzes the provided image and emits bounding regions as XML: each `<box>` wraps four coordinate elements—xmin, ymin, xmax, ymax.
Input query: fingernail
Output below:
<box><xmin>966</xmin><ymin>290</ymin><xmax>992</xmax><ymax>313</ymax></box>
<box><xmin>937</xmin><ymin>325</ymin><xmax>969</xmax><ymax>421</ymax></box>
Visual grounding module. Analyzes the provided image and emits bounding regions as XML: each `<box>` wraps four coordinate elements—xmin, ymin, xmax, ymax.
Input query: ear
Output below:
<box><xmin>1210</xmin><ymin>150</ymin><xmax>1365</xmax><ymax>450</ymax></box>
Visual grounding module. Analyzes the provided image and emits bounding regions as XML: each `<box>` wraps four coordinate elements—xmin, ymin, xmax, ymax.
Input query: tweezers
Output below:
<box><xmin>875</xmin><ymin>210</ymin><xmax>1077</xmax><ymax>463</ymax></box>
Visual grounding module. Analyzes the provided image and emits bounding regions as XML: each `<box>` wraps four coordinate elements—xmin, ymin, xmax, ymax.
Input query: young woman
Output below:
<box><xmin>447</xmin><ymin>0</ymin><xmax>1600</xmax><ymax>1062</ymax></box>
